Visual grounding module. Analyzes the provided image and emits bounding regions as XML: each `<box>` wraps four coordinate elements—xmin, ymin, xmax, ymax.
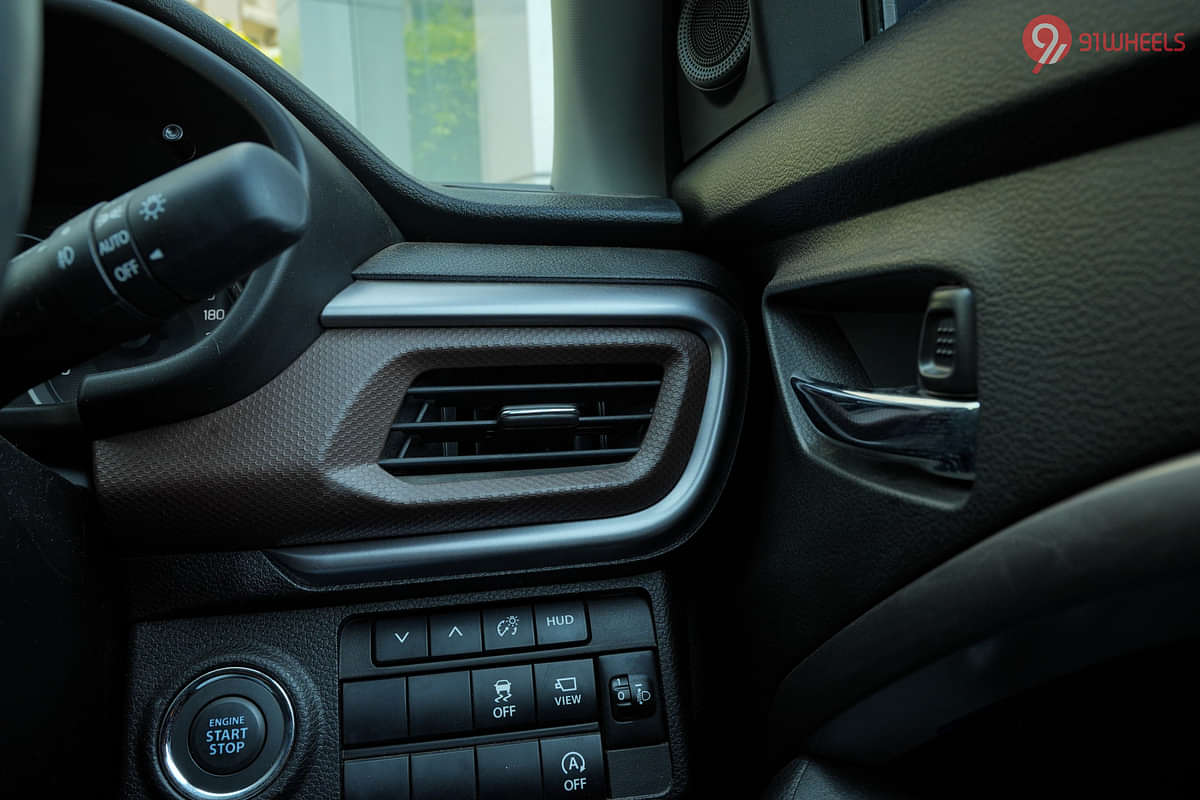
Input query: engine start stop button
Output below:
<box><xmin>188</xmin><ymin>696</ymin><xmax>267</xmax><ymax>775</ymax></box>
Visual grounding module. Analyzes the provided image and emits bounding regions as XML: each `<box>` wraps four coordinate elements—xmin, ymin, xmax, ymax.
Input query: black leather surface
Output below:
<box><xmin>762</xmin><ymin>758</ymin><xmax>909</xmax><ymax>800</ymax></box>
<box><xmin>120</xmin><ymin>573</ymin><xmax>692</xmax><ymax>799</ymax></box>
<box><xmin>732</xmin><ymin>122</ymin><xmax>1200</xmax><ymax>738</ymax></box>
<box><xmin>672</xmin><ymin>0</ymin><xmax>1200</xmax><ymax>244</ymax></box>
<box><xmin>114</xmin><ymin>0</ymin><xmax>686</xmax><ymax>247</ymax></box>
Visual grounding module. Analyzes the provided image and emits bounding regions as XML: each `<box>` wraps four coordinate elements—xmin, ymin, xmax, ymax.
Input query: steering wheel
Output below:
<box><xmin>0</xmin><ymin>1</ymin><xmax>41</xmax><ymax>263</ymax></box>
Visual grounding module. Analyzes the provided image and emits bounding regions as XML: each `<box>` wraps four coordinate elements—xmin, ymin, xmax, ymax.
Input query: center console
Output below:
<box><xmin>125</xmin><ymin>576</ymin><xmax>687</xmax><ymax>800</ymax></box>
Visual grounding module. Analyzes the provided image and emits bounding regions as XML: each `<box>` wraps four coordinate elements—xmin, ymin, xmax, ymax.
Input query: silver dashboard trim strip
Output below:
<box><xmin>266</xmin><ymin>280</ymin><xmax>742</xmax><ymax>586</ymax></box>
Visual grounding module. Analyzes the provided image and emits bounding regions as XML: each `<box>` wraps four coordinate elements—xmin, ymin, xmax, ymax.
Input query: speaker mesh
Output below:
<box><xmin>678</xmin><ymin>0</ymin><xmax>752</xmax><ymax>91</ymax></box>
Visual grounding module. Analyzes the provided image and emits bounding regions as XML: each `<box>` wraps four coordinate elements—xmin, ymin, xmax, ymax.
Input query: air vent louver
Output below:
<box><xmin>379</xmin><ymin>365</ymin><xmax>663</xmax><ymax>475</ymax></box>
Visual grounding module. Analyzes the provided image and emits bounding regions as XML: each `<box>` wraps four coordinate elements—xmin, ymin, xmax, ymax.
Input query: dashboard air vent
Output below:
<box><xmin>379</xmin><ymin>365</ymin><xmax>663</xmax><ymax>475</ymax></box>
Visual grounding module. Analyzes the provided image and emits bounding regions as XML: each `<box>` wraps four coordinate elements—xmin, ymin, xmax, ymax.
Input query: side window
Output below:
<box><xmin>189</xmin><ymin>0</ymin><xmax>554</xmax><ymax>186</ymax></box>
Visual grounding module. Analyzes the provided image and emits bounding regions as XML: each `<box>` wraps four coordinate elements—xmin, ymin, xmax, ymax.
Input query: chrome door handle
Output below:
<box><xmin>791</xmin><ymin>376</ymin><xmax>979</xmax><ymax>480</ymax></box>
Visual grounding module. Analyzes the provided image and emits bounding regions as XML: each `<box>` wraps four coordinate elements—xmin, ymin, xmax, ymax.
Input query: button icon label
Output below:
<box><xmin>546</xmin><ymin>613</ymin><xmax>575</xmax><ymax>627</ymax></box>
<box><xmin>492</xmin><ymin>678</ymin><xmax>517</xmax><ymax>718</ymax></box>
<box><xmin>561</xmin><ymin>750</ymin><xmax>586</xmax><ymax>774</ymax></box>
<box><xmin>448</xmin><ymin>625</ymin><xmax>464</xmax><ymax>638</ymax></box>
<box><xmin>113</xmin><ymin>259</ymin><xmax>140</xmax><ymax>282</ymax></box>
<box><xmin>139</xmin><ymin>192</ymin><xmax>167</xmax><ymax>221</ymax></box>
<box><xmin>393</xmin><ymin>631</ymin><xmax>410</xmax><ymax>644</ymax></box>
<box><xmin>553</xmin><ymin>675</ymin><xmax>582</xmax><ymax>707</ymax></box>
<box><xmin>561</xmin><ymin>751</ymin><xmax>588</xmax><ymax>792</ymax></box>
<box><xmin>97</xmin><ymin>229</ymin><xmax>130</xmax><ymax>256</ymax></box>
<box><xmin>496</xmin><ymin>614</ymin><xmax>520</xmax><ymax>638</ymax></box>
<box><xmin>204</xmin><ymin>713</ymin><xmax>250</xmax><ymax>756</ymax></box>
<box><xmin>483</xmin><ymin>606</ymin><xmax>535</xmax><ymax>651</ymax></box>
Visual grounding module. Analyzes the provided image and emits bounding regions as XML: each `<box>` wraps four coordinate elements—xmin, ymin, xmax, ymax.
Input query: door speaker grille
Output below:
<box><xmin>678</xmin><ymin>0</ymin><xmax>752</xmax><ymax>91</ymax></box>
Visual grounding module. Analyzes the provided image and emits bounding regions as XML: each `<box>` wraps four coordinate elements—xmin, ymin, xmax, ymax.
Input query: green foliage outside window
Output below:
<box><xmin>405</xmin><ymin>0</ymin><xmax>481</xmax><ymax>183</ymax></box>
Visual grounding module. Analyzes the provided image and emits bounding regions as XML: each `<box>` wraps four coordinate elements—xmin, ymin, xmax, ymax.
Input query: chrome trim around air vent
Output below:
<box><xmin>266</xmin><ymin>280</ymin><xmax>743</xmax><ymax>585</ymax></box>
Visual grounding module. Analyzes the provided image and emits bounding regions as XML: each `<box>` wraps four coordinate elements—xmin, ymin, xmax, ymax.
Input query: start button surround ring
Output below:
<box><xmin>159</xmin><ymin>666</ymin><xmax>295</xmax><ymax>800</ymax></box>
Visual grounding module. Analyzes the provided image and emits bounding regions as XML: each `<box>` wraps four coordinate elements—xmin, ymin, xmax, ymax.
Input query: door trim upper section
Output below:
<box><xmin>672</xmin><ymin>0</ymin><xmax>1200</xmax><ymax>243</ymax></box>
<box><xmin>266</xmin><ymin>281</ymin><xmax>744</xmax><ymax>586</ymax></box>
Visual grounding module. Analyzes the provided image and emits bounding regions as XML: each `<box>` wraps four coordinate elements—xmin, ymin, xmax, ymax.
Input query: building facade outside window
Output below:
<box><xmin>189</xmin><ymin>0</ymin><xmax>555</xmax><ymax>186</ymax></box>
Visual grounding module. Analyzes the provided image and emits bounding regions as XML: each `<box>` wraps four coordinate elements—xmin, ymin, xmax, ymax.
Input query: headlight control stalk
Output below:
<box><xmin>0</xmin><ymin>142</ymin><xmax>308</xmax><ymax>405</ymax></box>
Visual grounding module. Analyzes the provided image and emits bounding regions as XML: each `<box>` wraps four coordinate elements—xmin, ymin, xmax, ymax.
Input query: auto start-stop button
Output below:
<box><xmin>188</xmin><ymin>696</ymin><xmax>267</xmax><ymax>774</ymax></box>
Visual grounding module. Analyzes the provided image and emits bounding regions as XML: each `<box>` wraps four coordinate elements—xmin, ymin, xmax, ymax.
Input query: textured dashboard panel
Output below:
<box><xmin>94</xmin><ymin>328</ymin><xmax>709</xmax><ymax>551</ymax></box>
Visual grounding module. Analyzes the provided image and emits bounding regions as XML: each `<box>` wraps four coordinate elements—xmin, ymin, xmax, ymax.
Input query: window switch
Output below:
<box><xmin>609</xmin><ymin>674</ymin><xmax>655</xmax><ymax>720</ymax></box>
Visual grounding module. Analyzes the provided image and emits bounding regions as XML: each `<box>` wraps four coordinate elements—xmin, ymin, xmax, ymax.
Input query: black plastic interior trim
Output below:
<box><xmin>767</xmin><ymin>450</ymin><xmax>1200</xmax><ymax>761</ymax></box>
<box><xmin>807</xmin><ymin>572</ymin><xmax>1200</xmax><ymax>765</ymax></box>
<box><xmin>379</xmin><ymin>449</ymin><xmax>639</xmax><ymax>474</ymax></box>
<box><xmin>352</xmin><ymin>242</ymin><xmax>741</xmax><ymax>303</ymax></box>
<box><xmin>116</xmin><ymin>0</ymin><xmax>686</xmax><ymax>247</ymax></box>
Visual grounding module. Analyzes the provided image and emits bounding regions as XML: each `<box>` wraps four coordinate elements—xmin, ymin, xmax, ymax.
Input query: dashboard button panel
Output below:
<box><xmin>339</xmin><ymin>595</ymin><xmax>666</xmax><ymax>799</ymax></box>
<box><xmin>364</xmin><ymin>603</ymin><xmax>591</xmax><ymax>668</ymax></box>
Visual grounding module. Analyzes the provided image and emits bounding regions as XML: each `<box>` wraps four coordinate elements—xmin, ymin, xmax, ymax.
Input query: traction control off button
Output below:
<box><xmin>188</xmin><ymin>696</ymin><xmax>267</xmax><ymax>775</ymax></box>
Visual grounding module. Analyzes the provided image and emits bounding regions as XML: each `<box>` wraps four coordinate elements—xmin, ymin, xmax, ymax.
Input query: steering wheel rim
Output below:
<box><xmin>0</xmin><ymin>1</ymin><xmax>41</xmax><ymax>263</ymax></box>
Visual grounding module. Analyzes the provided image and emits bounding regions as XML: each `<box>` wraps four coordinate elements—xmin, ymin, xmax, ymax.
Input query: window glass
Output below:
<box><xmin>189</xmin><ymin>0</ymin><xmax>555</xmax><ymax>186</ymax></box>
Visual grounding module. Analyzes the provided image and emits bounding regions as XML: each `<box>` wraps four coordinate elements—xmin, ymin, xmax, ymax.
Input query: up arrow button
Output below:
<box><xmin>430</xmin><ymin>611</ymin><xmax>483</xmax><ymax>657</ymax></box>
